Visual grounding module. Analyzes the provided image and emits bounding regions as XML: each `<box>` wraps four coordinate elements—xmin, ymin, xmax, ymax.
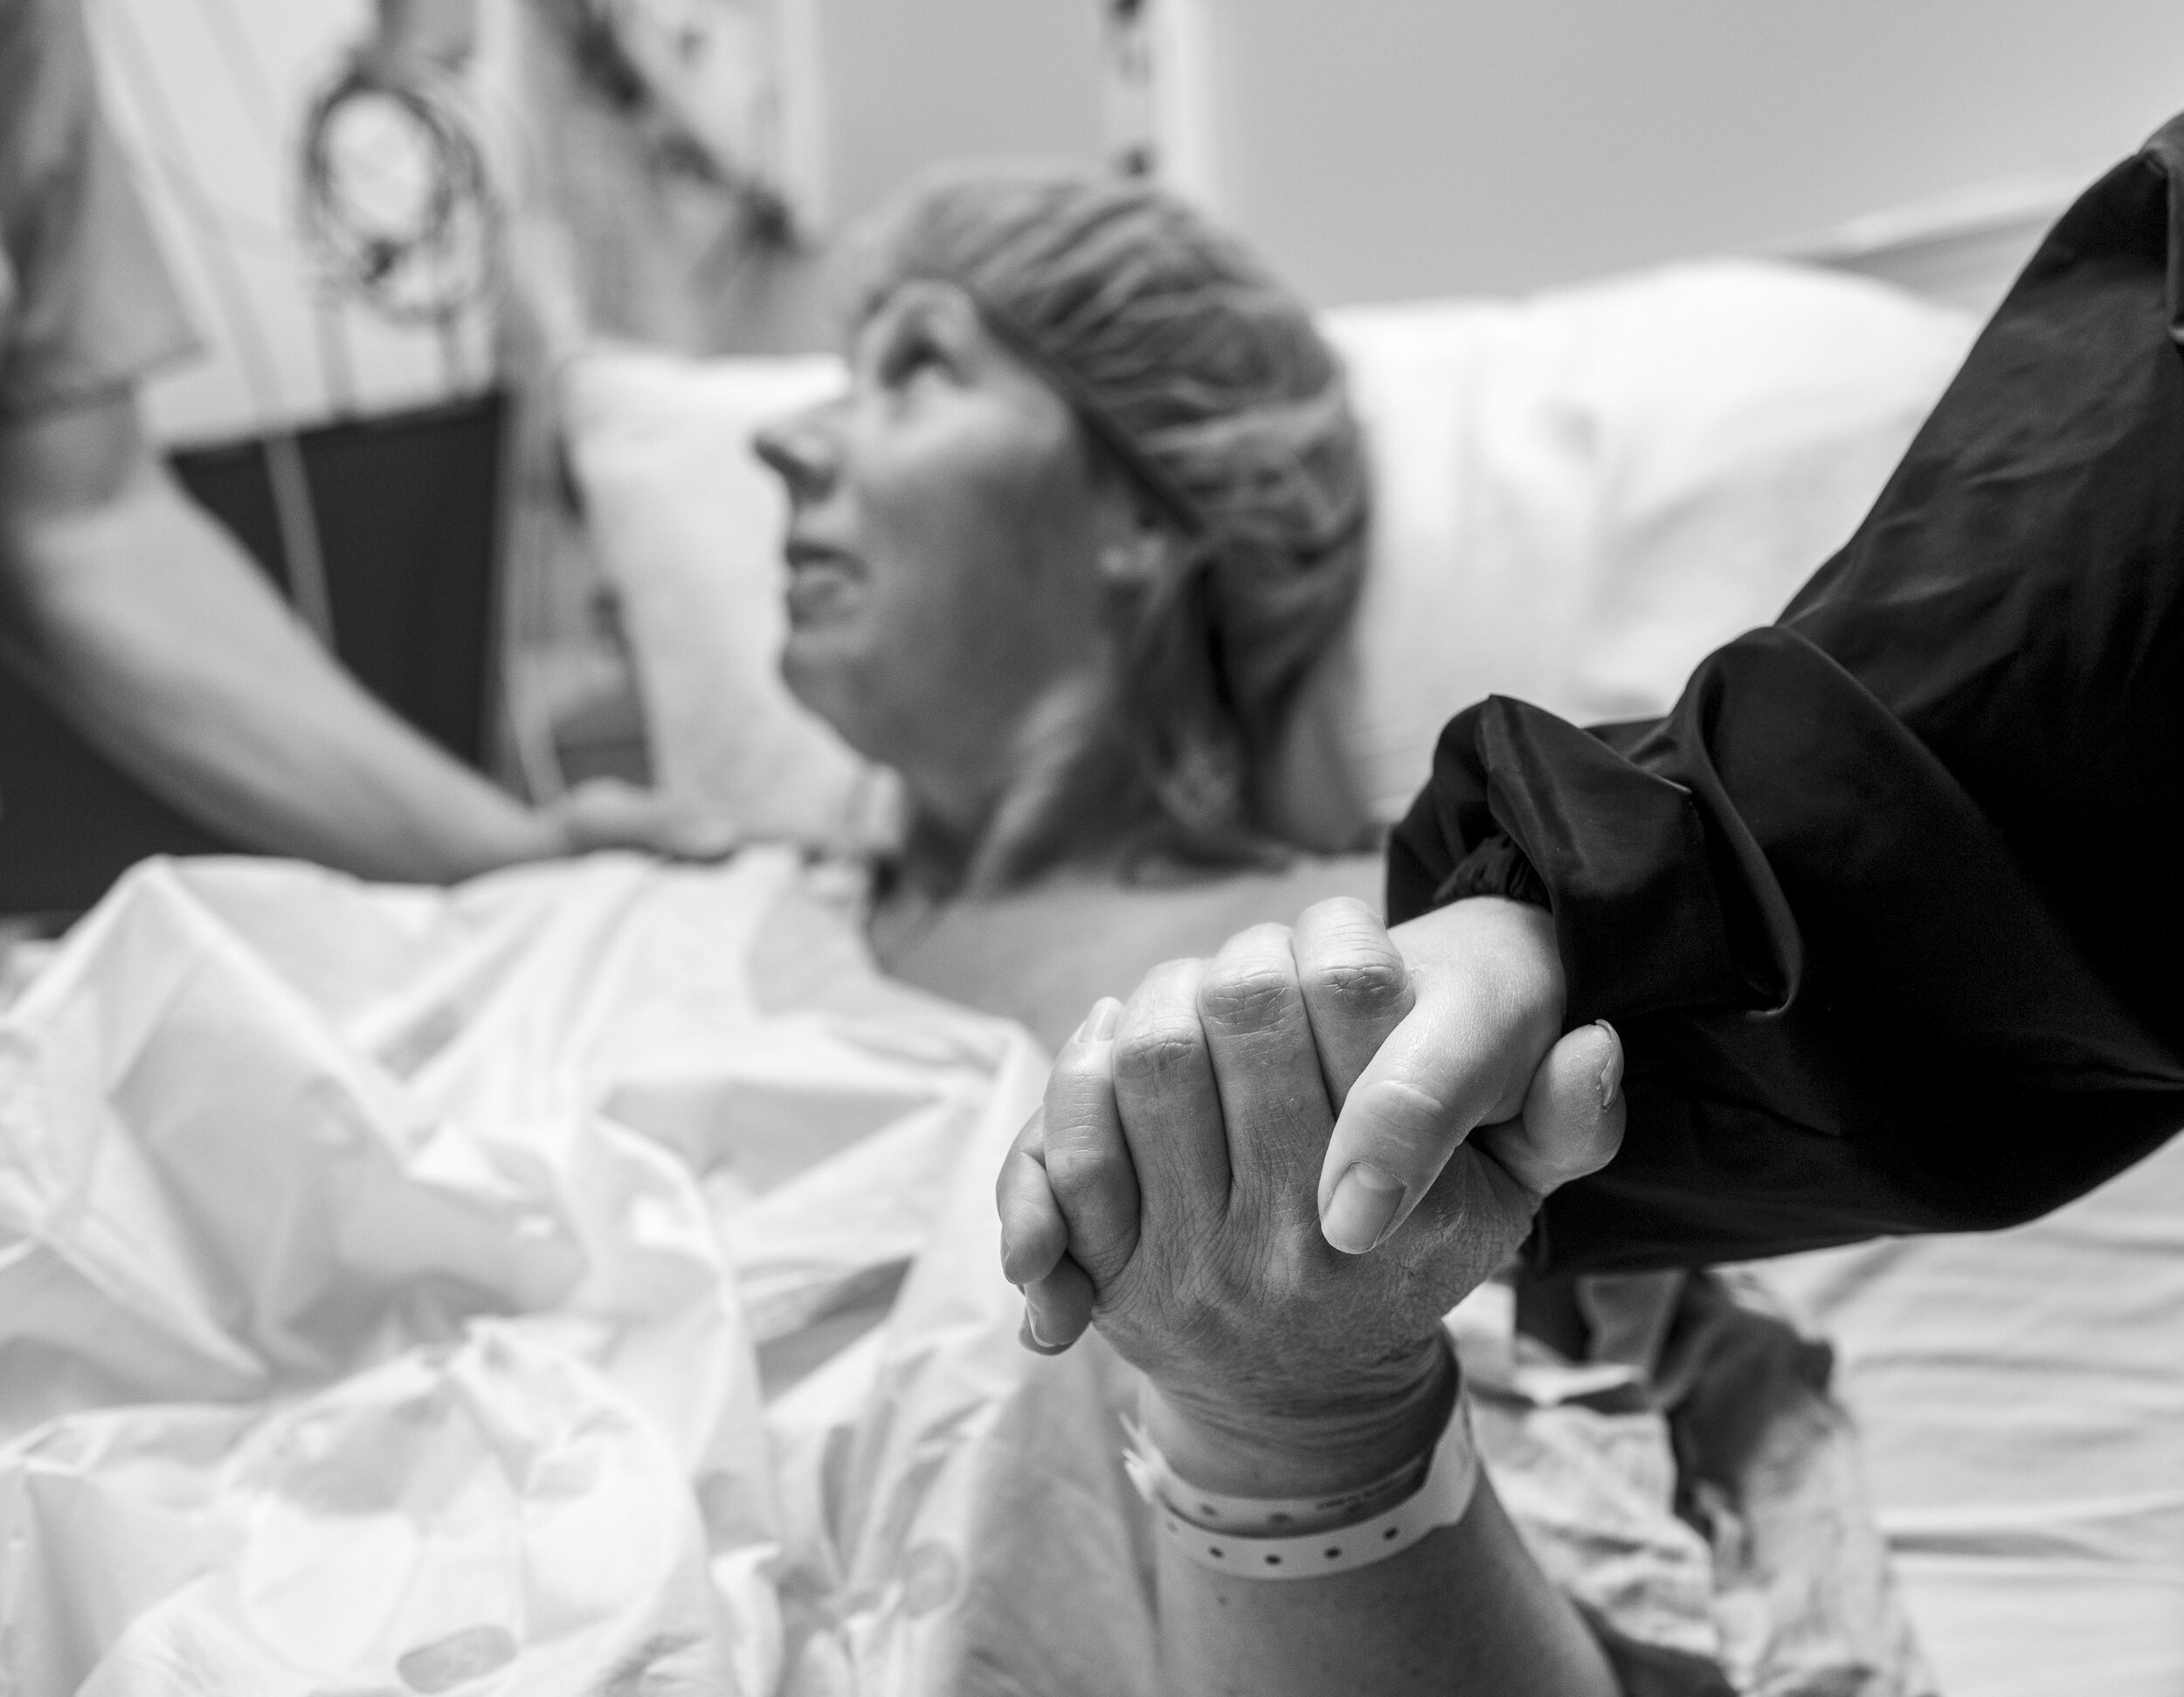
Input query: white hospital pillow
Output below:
<box><xmin>1315</xmin><ymin>260</ymin><xmax>1980</xmax><ymax>823</ymax></box>
<box><xmin>563</xmin><ymin>260</ymin><xmax>1978</xmax><ymax>847</ymax></box>
<box><xmin>560</xmin><ymin>346</ymin><xmax>897</xmax><ymax>850</ymax></box>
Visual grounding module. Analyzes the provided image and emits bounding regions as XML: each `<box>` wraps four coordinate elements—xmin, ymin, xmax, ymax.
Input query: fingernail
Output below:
<box><xmin>1593</xmin><ymin>1021</ymin><xmax>1622</xmax><ymax>1110</ymax></box>
<box><xmin>1324</xmin><ymin>1161</ymin><xmax>1406</xmax><ymax>1254</ymax></box>
<box><xmin>1019</xmin><ymin>1299</ymin><xmax>1066</xmax><ymax>1355</ymax></box>
<box><xmin>1085</xmin><ymin>997</ymin><xmax>1123</xmax><ymax>1042</ymax></box>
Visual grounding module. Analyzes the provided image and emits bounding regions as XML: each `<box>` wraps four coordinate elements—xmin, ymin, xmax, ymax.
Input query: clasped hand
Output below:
<box><xmin>541</xmin><ymin>778</ymin><xmax>745</xmax><ymax>862</ymax></box>
<box><xmin>996</xmin><ymin>897</ymin><xmax>1626</xmax><ymax>1491</ymax></box>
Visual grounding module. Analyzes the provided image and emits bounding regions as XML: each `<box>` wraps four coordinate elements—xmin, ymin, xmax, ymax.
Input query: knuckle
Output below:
<box><xmin>1043</xmin><ymin>1132</ymin><xmax>1121</xmax><ymax>1195</ymax></box>
<box><xmin>1197</xmin><ymin>961</ymin><xmax>1301</xmax><ymax>1034</ymax></box>
<box><xmin>1047</xmin><ymin>1046</ymin><xmax>1110</xmax><ymax>1097</ymax></box>
<box><xmin>1301</xmin><ymin>902</ymin><xmax>1391</xmax><ymax>956</ymax></box>
<box><xmin>1309</xmin><ymin>951</ymin><xmax>1408</xmax><ymax>1017</ymax></box>
<box><xmin>1132</xmin><ymin>955</ymin><xmax>1208</xmax><ymax>1001</ymax></box>
<box><xmin>1111</xmin><ymin>1020</ymin><xmax>1205</xmax><ymax>1087</ymax></box>
<box><xmin>1301</xmin><ymin>894</ymin><xmax>1379</xmax><ymax>928</ymax></box>
<box><xmin>1351</xmin><ymin>1077</ymin><xmax>1449</xmax><ymax>1152</ymax></box>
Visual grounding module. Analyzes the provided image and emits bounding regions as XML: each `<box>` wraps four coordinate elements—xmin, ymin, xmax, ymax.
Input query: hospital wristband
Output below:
<box><xmin>1122</xmin><ymin>1382</ymin><xmax>1480</xmax><ymax>1582</ymax></box>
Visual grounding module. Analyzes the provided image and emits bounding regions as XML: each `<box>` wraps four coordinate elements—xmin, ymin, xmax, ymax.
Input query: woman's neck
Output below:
<box><xmin>889</xmin><ymin>675</ymin><xmax>1144</xmax><ymax>901</ymax></box>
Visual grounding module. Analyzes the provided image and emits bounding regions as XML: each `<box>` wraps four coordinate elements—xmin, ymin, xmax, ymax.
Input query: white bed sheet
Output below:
<box><xmin>0</xmin><ymin>850</ymin><xmax>1051</xmax><ymax>1694</ymax></box>
<box><xmin>0</xmin><ymin>852</ymin><xmax>1925</xmax><ymax>1695</ymax></box>
<box><xmin>1749</xmin><ymin>1137</ymin><xmax>2184</xmax><ymax>1697</ymax></box>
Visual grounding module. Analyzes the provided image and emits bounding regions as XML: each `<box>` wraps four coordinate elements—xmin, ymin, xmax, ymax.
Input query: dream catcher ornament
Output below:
<box><xmin>301</xmin><ymin>0</ymin><xmax>823</xmax><ymax>331</ymax></box>
<box><xmin>300</xmin><ymin>0</ymin><xmax>497</xmax><ymax>330</ymax></box>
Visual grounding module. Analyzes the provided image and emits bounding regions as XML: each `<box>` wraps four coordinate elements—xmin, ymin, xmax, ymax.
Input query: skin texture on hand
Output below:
<box><xmin>1317</xmin><ymin>896</ymin><xmax>1621</xmax><ymax>1252</ymax></box>
<box><xmin>997</xmin><ymin>897</ymin><xmax>1625</xmax><ymax>1492</ymax></box>
<box><xmin>994</xmin><ymin>897</ymin><xmax>1628</xmax><ymax>1697</ymax></box>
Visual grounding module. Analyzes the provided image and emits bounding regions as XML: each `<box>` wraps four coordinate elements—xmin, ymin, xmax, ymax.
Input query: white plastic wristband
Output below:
<box><xmin>1122</xmin><ymin>1391</ymin><xmax>1480</xmax><ymax>1582</ymax></box>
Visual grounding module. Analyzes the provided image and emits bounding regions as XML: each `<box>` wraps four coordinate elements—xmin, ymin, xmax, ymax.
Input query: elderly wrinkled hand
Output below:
<box><xmin>996</xmin><ymin>897</ymin><xmax>1625</xmax><ymax>1486</ymax></box>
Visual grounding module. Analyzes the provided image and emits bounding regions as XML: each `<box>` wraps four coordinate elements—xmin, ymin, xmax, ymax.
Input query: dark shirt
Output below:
<box><xmin>1389</xmin><ymin>113</ymin><xmax>2184</xmax><ymax>1272</ymax></box>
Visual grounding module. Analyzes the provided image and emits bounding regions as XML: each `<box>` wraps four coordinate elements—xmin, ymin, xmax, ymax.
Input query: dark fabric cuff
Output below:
<box><xmin>1429</xmin><ymin>833</ymin><xmax>1552</xmax><ymax>911</ymax></box>
<box><xmin>1386</xmin><ymin>631</ymin><xmax>2184</xmax><ymax>1268</ymax></box>
<box><xmin>1381</xmin><ymin>108</ymin><xmax>2184</xmax><ymax>1270</ymax></box>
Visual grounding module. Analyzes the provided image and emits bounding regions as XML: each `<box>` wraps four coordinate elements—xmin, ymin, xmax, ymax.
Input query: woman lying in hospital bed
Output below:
<box><xmin>746</xmin><ymin>168</ymin><xmax>1382</xmax><ymax>1054</ymax></box>
<box><xmin>0</xmin><ymin>168</ymin><xmax>1931</xmax><ymax>1694</ymax></box>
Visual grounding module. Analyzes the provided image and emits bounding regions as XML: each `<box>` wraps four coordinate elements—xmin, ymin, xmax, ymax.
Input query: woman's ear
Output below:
<box><xmin>1093</xmin><ymin>499</ymin><xmax>1186</xmax><ymax>592</ymax></box>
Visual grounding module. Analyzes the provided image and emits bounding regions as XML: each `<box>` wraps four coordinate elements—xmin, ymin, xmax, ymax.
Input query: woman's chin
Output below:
<box><xmin>779</xmin><ymin>641</ymin><xmax>882</xmax><ymax>757</ymax></box>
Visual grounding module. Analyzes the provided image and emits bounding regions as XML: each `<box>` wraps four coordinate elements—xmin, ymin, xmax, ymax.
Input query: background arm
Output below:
<box><xmin>0</xmin><ymin>389</ymin><xmax>563</xmax><ymax>881</ymax></box>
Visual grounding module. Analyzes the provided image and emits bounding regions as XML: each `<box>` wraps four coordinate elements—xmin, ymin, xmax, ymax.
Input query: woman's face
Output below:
<box><xmin>754</xmin><ymin>281</ymin><xmax>1119</xmax><ymax>825</ymax></box>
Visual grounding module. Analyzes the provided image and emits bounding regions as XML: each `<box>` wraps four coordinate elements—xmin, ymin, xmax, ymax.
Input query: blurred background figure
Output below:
<box><xmin>0</xmin><ymin>0</ymin><xmax>743</xmax><ymax>901</ymax></box>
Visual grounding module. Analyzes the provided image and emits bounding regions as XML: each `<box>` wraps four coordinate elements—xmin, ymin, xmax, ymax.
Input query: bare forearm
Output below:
<box><xmin>2</xmin><ymin>465</ymin><xmax>554</xmax><ymax>881</ymax></box>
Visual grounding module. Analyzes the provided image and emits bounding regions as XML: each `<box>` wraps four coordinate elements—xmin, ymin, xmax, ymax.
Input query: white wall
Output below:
<box><xmin>92</xmin><ymin>0</ymin><xmax>2184</xmax><ymax>434</ymax></box>
<box><xmin>816</xmin><ymin>0</ymin><xmax>1105</xmax><ymax>224</ymax></box>
<box><xmin>1178</xmin><ymin>0</ymin><xmax>2184</xmax><ymax>305</ymax></box>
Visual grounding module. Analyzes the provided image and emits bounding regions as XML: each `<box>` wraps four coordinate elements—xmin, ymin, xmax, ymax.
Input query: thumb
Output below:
<box><xmin>1315</xmin><ymin>992</ymin><xmax>1542</xmax><ymax>1255</ymax></box>
<box><xmin>1471</xmin><ymin>1021</ymin><xmax>1626</xmax><ymax>1197</ymax></box>
<box><xmin>1314</xmin><ymin>900</ymin><xmax>1564</xmax><ymax>1254</ymax></box>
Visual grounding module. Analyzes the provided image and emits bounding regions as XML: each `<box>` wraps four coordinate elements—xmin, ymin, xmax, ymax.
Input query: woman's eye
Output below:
<box><xmin>881</xmin><ymin>336</ymin><xmax>944</xmax><ymax>389</ymax></box>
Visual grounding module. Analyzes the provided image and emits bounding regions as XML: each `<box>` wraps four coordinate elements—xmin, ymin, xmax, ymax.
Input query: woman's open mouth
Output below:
<box><xmin>783</xmin><ymin>538</ymin><xmax>864</xmax><ymax>627</ymax></box>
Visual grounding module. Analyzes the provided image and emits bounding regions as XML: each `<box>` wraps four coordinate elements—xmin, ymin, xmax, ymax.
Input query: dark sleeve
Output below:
<box><xmin>1388</xmin><ymin>114</ymin><xmax>2184</xmax><ymax>1272</ymax></box>
<box><xmin>0</xmin><ymin>0</ymin><xmax>199</xmax><ymax>418</ymax></box>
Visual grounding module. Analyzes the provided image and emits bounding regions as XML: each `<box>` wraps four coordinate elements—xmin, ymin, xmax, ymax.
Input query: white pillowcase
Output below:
<box><xmin>560</xmin><ymin>347</ymin><xmax>895</xmax><ymax>850</ymax></box>
<box><xmin>562</xmin><ymin>260</ymin><xmax>1979</xmax><ymax>840</ymax></box>
<box><xmin>1316</xmin><ymin>259</ymin><xmax>1978</xmax><ymax>821</ymax></box>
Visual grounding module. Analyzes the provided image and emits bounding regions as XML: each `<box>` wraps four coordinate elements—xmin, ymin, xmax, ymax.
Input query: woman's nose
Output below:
<box><xmin>752</xmin><ymin>402</ymin><xmax>843</xmax><ymax>507</ymax></box>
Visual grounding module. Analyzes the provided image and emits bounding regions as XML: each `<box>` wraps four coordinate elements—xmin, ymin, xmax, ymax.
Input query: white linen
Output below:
<box><xmin>561</xmin><ymin>350</ymin><xmax>892</xmax><ymax>851</ymax></box>
<box><xmin>0</xmin><ymin>850</ymin><xmax>1044</xmax><ymax>1694</ymax></box>
<box><xmin>0</xmin><ymin>854</ymin><xmax>1909</xmax><ymax>1694</ymax></box>
<box><xmin>1749</xmin><ymin>1137</ymin><xmax>2184</xmax><ymax>1697</ymax></box>
<box><xmin>1315</xmin><ymin>260</ymin><xmax>1975</xmax><ymax>818</ymax></box>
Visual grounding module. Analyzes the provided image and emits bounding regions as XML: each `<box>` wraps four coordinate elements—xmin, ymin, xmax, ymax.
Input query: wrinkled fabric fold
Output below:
<box><xmin>1389</xmin><ymin>114</ymin><xmax>2184</xmax><ymax>1271</ymax></box>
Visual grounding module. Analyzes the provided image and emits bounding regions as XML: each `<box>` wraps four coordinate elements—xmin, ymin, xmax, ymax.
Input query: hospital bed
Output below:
<box><xmin>555</xmin><ymin>229</ymin><xmax>2179</xmax><ymax>1697</ymax></box>
<box><xmin>2</xmin><ymin>215</ymin><xmax>2177</xmax><ymax>1694</ymax></box>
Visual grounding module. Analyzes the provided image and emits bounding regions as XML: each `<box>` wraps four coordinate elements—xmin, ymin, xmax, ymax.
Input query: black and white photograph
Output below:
<box><xmin>0</xmin><ymin>3</ymin><xmax>2179</xmax><ymax>1694</ymax></box>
